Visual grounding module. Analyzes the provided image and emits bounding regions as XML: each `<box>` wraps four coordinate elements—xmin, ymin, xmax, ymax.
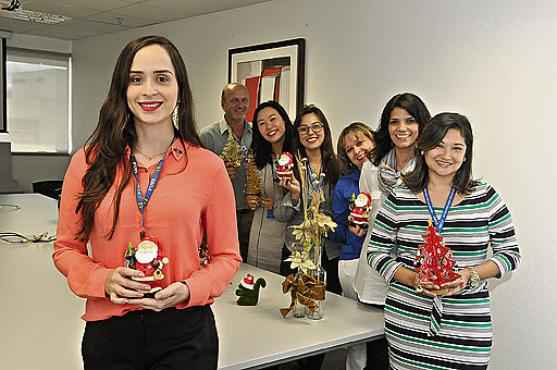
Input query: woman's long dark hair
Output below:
<box><xmin>404</xmin><ymin>112</ymin><xmax>478</xmax><ymax>194</ymax></box>
<box><xmin>293</xmin><ymin>104</ymin><xmax>339</xmax><ymax>187</ymax></box>
<box><xmin>373</xmin><ymin>93</ymin><xmax>431</xmax><ymax>166</ymax></box>
<box><xmin>76</xmin><ymin>35</ymin><xmax>200</xmax><ymax>240</ymax></box>
<box><xmin>336</xmin><ymin>122</ymin><xmax>375</xmax><ymax>175</ymax></box>
<box><xmin>251</xmin><ymin>100</ymin><xmax>296</xmax><ymax>170</ymax></box>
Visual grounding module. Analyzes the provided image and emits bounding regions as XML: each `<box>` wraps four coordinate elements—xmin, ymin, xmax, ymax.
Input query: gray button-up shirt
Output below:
<box><xmin>200</xmin><ymin>119</ymin><xmax>252</xmax><ymax>210</ymax></box>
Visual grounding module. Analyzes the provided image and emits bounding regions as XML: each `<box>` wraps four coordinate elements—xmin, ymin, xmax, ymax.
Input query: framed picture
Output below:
<box><xmin>228</xmin><ymin>38</ymin><xmax>305</xmax><ymax>123</ymax></box>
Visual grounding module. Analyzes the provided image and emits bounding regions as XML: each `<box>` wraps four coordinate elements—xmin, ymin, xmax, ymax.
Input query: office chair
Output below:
<box><xmin>32</xmin><ymin>180</ymin><xmax>63</xmax><ymax>200</ymax></box>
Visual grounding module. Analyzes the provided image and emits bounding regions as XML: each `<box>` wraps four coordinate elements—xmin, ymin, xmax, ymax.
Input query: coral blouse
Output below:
<box><xmin>53</xmin><ymin>138</ymin><xmax>241</xmax><ymax>321</ymax></box>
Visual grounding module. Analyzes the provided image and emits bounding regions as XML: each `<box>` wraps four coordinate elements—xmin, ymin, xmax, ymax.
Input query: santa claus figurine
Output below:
<box><xmin>275</xmin><ymin>152</ymin><xmax>294</xmax><ymax>180</ymax></box>
<box><xmin>348</xmin><ymin>192</ymin><xmax>372</xmax><ymax>229</ymax></box>
<box><xmin>124</xmin><ymin>237</ymin><xmax>169</xmax><ymax>294</ymax></box>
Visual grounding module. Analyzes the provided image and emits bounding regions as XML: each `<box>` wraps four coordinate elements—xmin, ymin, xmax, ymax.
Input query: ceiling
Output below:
<box><xmin>0</xmin><ymin>0</ymin><xmax>269</xmax><ymax>40</ymax></box>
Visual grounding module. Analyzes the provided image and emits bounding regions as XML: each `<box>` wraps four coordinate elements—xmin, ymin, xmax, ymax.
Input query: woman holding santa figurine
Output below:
<box><xmin>53</xmin><ymin>36</ymin><xmax>241</xmax><ymax>370</ymax></box>
<box><xmin>246</xmin><ymin>100</ymin><xmax>300</xmax><ymax>274</ymax></box>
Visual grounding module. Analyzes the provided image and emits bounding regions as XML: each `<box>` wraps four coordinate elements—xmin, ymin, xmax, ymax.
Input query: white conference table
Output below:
<box><xmin>0</xmin><ymin>194</ymin><xmax>384</xmax><ymax>370</ymax></box>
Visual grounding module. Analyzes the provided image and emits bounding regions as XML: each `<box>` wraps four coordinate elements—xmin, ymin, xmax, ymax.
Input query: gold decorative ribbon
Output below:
<box><xmin>280</xmin><ymin>273</ymin><xmax>325</xmax><ymax>318</ymax></box>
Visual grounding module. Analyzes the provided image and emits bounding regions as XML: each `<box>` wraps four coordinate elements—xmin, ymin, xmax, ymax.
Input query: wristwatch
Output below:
<box><xmin>467</xmin><ymin>268</ymin><xmax>481</xmax><ymax>289</ymax></box>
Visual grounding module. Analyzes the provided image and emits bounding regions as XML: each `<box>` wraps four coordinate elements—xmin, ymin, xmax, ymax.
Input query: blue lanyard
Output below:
<box><xmin>423</xmin><ymin>186</ymin><xmax>456</xmax><ymax>233</ymax></box>
<box><xmin>131</xmin><ymin>155</ymin><xmax>165</xmax><ymax>238</ymax></box>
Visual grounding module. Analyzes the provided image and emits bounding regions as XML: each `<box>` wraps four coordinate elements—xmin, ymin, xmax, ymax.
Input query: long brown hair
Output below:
<box><xmin>293</xmin><ymin>104</ymin><xmax>339</xmax><ymax>187</ymax></box>
<box><xmin>76</xmin><ymin>35</ymin><xmax>200</xmax><ymax>240</ymax></box>
<box><xmin>373</xmin><ymin>93</ymin><xmax>431</xmax><ymax>166</ymax></box>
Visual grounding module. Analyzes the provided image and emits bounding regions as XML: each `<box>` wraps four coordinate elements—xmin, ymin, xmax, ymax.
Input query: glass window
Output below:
<box><xmin>6</xmin><ymin>48</ymin><xmax>71</xmax><ymax>153</ymax></box>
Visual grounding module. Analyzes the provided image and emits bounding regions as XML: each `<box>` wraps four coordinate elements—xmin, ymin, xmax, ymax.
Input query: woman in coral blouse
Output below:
<box><xmin>53</xmin><ymin>35</ymin><xmax>241</xmax><ymax>370</ymax></box>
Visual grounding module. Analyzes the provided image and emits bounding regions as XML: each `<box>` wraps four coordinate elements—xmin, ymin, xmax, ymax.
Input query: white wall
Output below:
<box><xmin>72</xmin><ymin>1</ymin><xmax>556</xmax><ymax>369</ymax></box>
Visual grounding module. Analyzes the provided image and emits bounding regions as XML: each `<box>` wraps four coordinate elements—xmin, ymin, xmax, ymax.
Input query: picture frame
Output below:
<box><xmin>228</xmin><ymin>38</ymin><xmax>305</xmax><ymax>122</ymax></box>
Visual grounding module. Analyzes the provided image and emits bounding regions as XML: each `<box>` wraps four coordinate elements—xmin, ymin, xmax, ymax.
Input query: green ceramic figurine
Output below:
<box><xmin>235</xmin><ymin>273</ymin><xmax>266</xmax><ymax>306</ymax></box>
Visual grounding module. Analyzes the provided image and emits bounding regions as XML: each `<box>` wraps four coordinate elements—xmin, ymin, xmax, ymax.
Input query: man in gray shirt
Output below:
<box><xmin>200</xmin><ymin>83</ymin><xmax>253</xmax><ymax>262</ymax></box>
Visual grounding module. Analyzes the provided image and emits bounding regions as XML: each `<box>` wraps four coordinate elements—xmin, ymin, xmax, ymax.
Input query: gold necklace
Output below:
<box><xmin>134</xmin><ymin>148</ymin><xmax>167</xmax><ymax>161</ymax></box>
<box><xmin>134</xmin><ymin>136</ymin><xmax>175</xmax><ymax>161</ymax></box>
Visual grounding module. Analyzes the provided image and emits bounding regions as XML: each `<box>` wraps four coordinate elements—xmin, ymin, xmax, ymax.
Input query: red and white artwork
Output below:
<box><xmin>237</xmin><ymin>58</ymin><xmax>291</xmax><ymax>122</ymax></box>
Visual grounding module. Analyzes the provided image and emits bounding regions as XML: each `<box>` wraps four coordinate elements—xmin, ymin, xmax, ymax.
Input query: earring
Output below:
<box><xmin>420</xmin><ymin>150</ymin><xmax>424</xmax><ymax>156</ymax></box>
<box><xmin>463</xmin><ymin>157</ymin><xmax>467</xmax><ymax>162</ymax></box>
<box><xmin>172</xmin><ymin>105</ymin><xmax>179</xmax><ymax>127</ymax></box>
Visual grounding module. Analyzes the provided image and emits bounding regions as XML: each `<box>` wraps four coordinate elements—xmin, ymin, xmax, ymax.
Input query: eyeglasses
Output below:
<box><xmin>297</xmin><ymin>122</ymin><xmax>324</xmax><ymax>135</ymax></box>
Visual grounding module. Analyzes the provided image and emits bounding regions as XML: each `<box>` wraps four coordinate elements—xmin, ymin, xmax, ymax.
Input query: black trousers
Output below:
<box><xmin>321</xmin><ymin>249</ymin><xmax>342</xmax><ymax>295</ymax></box>
<box><xmin>236</xmin><ymin>209</ymin><xmax>254</xmax><ymax>262</ymax></box>
<box><xmin>82</xmin><ymin>306</ymin><xmax>218</xmax><ymax>370</ymax></box>
<box><xmin>365</xmin><ymin>336</ymin><xmax>389</xmax><ymax>370</ymax></box>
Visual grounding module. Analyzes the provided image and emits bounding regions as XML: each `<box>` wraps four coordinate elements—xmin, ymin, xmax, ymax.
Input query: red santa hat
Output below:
<box><xmin>240</xmin><ymin>273</ymin><xmax>255</xmax><ymax>290</ymax></box>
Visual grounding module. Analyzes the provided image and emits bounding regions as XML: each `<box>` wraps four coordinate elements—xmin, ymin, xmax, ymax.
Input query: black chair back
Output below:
<box><xmin>32</xmin><ymin>180</ymin><xmax>63</xmax><ymax>200</ymax></box>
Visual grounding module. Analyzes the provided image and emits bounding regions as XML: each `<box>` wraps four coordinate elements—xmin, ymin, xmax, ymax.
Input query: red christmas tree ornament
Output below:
<box><xmin>416</xmin><ymin>221</ymin><xmax>460</xmax><ymax>286</ymax></box>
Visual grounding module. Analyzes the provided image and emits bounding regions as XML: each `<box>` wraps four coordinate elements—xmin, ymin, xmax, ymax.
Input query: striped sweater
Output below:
<box><xmin>367</xmin><ymin>181</ymin><xmax>520</xmax><ymax>370</ymax></box>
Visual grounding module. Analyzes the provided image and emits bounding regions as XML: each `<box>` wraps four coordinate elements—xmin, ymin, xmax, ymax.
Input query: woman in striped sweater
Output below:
<box><xmin>367</xmin><ymin>112</ymin><xmax>521</xmax><ymax>370</ymax></box>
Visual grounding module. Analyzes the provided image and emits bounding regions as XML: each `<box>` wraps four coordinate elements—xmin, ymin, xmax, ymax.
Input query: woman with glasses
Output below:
<box><xmin>286</xmin><ymin>104</ymin><xmax>341</xmax><ymax>294</ymax></box>
<box><xmin>333</xmin><ymin>122</ymin><xmax>376</xmax><ymax>370</ymax></box>
<box><xmin>246</xmin><ymin>100</ymin><xmax>299</xmax><ymax>274</ymax></box>
<box><xmin>274</xmin><ymin>105</ymin><xmax>341</xmax><ymax>370</ymax></box>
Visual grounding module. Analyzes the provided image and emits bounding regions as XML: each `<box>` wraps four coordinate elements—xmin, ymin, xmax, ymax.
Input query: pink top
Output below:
<box><xmin>53</xmin><ymin>138</ymin><xmax>241</xmax><ymax>321</ymax></box>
